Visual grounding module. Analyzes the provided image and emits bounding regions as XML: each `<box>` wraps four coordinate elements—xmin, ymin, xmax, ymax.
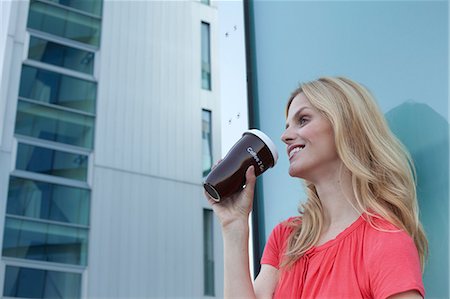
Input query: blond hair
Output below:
<box><xmin>282</xmin><ymin>77</ymin><xmax>428</xmax><ymax>270</ymax></box>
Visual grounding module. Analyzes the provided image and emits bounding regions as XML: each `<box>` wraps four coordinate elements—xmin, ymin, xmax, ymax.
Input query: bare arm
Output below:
<box><xmin>221</xmin><ymin>220</ymin><xmax>255</xmax><ymax>298</ymax></box>
<box><xmin>222</xmin><ymin>222</ymin><xmax>279</xmax><ymax>299</ymax></box>
<box><xmin>254</xmin><ymin>265</ymin><xmax>279</xmax><ymax>299</ymax></box>
<box><xmin>387</xmin><ymin>290</ymin><xmax>423</xmax><ymax>299</ymax></box>
<box><xmin>207</xmin><ymin>166</ymin><xmax>278</xmax><ymax>298</ymax></box>
<box><xmin>207</xmin><ymin>166</ymin><xmax>256</xmax><ymax>298</ymax></box>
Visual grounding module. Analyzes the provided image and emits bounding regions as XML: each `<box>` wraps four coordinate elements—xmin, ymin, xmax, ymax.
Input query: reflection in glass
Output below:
<box><xmin>386</xmin><ymin>103</ymin><xmax>450</xmax><ymax>296</ymax></box>
<box><xmin>47</xmin><ymin>0</ymin><xmax>103</xmax><ymax>16</ymax></box>
<box><xmin>7</xmin><ymin>176</ymin><xmax>90</xmax><ymax>225</ymax></box>
<box><xmin>203</xmin><ymin>209</ymin><xmax>215</xmax><ymax>296</ymax></box>
<box><xmin>29</xmin><ymin>36</ymin><xmax>94</xmax><ymax>74</ymax></box>
<box><xmin>201</xmin><ymin>22</ymin><xmax>211</xmax><ymax>90</ymax></box>
<box><xmin>202</xmin><ymin>109</ymin><xmax>212</xmax><ymax>177</ymax></box>
<box><xmin>3</xmin><ymin>266</ymin><xmax>81</xmax><ymax>298</ymax></box>
<box><xmin>3</xmin><ymin>218</ymin><xmax>88</xmax><ymax>265</ymax></box>
<box><xmin>15</xmin><ymin>100</ymin><xmax>95</xmax><ymax>148</ymax></box>
<box><xmin>19</xmin><ymin>65</ymin><xmax>96</xmax><ymax>113</ymax></box>
<box><xmin>28</xmin><ymin>0</ymin><xmax>101</xmax><ymax>47</ymax></box>
<box><xmin>16</xmin><ymin>143</ymin><xmax>88</xmax><ymax>181</ymax></box>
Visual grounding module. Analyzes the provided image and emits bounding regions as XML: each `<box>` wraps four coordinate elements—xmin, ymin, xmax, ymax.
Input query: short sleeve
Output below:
<box><xmin>260</xmin><ymin>218</ymin><xmax>296</xmax><ymax>269</ymax></box>
<box><xmin>366</xmin><ymin>229</ymin><xmax>425</xmax><ymax>299</ymax></box>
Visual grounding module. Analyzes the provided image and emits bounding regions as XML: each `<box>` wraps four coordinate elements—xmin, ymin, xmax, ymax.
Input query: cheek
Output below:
<box><xmin>301</xmin><ymin>126</ymin><xmax>316</xmax><ymax>138</ymax></box>
<box><xmin>313</xmin><ymin>127</ymin><xmax>337</xmax><ymax>151</ymax></box>
<box><xmin>323</xmin><ymin>133</ymin><xmax>338</xmax><ymax>157</ymax></box>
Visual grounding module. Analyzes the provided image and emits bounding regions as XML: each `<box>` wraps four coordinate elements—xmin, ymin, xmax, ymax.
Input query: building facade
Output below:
<box><xmin>0</xmin><ymin>0</ymin><xmax>223</xmax><ymax>298</ymax></box>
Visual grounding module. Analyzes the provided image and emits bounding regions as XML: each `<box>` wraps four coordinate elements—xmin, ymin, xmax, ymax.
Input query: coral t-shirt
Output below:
<box><xmin>261</xmin><ymin>216</ymin><xmax>425</xmax><ymax>299</ymax></box>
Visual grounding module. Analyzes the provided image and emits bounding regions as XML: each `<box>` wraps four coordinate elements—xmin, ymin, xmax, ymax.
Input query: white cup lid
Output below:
<box><xmin>244</xmin><ymin>129</ymin><xmax>278</xmax><ymax>166</ymax></box>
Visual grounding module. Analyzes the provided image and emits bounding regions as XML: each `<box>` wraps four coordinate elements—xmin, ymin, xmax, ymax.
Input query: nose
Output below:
<box><xmin>281</xmin><ymin>127</ymin><xmax>294</xmax><ymax>144</ymax></box>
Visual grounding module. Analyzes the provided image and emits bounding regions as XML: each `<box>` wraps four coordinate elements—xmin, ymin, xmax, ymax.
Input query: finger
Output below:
<box><xmin>244</xmin><ymin>165</ymin><xmax>256</xmax><ymax>192</ymax></box>
<box><xmin>211</xmin><ymin>159</ymin><xmax>223</xmax><ymax>170</ymax></box>
<box><xmin>207</xmin><ymin>197</ymin><xmax>217</xmax><ymax>206</ymax></box>
<box><xmin>204</xmin><ymin>189</ymin><xmax>221</xmax><ymax>206</ymax></box>
<box><xmin>204</xmin><ymin>190</ymin><xmax>215</xmax><ymax>202</ymax></box>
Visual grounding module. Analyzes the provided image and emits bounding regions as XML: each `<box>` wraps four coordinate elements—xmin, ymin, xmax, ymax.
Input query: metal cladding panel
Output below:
<box><xmin>0</xmin><ymin>0</ymin><xmax>28</xmax><ymax>265</ymax></box>
<box><xmin>91</xmin><ymin>0</ymin><xmax>221</xmax><ymax>298</ymax></box>
<box><xmin>88</xmin><ymin>167</ymin><xmax>205</xmax><ymax>298</ymax></box>
<box><xmin>0</xmin><ymin>0</ymin><xmax>28</xmax><ymax>151</ymax></box>
<box><xmin>95</xmin><ymin>1</ymin><xmax>220</xmax><ymax>184</ymax></box>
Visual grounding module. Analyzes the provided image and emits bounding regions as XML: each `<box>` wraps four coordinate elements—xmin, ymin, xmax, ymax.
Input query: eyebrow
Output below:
<box><xmin>285</xmin><ymin>107</ymin><xmax>311</xmax><ymax>129</ymax></box>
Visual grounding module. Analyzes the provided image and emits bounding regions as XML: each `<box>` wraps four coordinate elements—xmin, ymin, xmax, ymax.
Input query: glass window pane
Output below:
<box><xmin>201</xmin><ymin>22</ymin><xmax>211</xmax><ymax>90</ymax></box>
<box><xmin>203</xmin><ymin>209</ymin><xmax>215</xmax><ymax>296</ymax></box>
<box><xmin>2</xmin><ymin>217</ymin><xmax>88</xmax><ymax>265</ymax></box>
<box><xmin>29</xmin><ymin>36</ymin><xmax>95</xmax><ymax>74</ymax></box>
<box><xmin>16</xmin><ymin>143</ymin><xmax>88</xmax><ymax>181</ymax></box>
<box><xmin>28</xmin><ymin>0</ymin><xmax>101</xmax><ymax>47</ymax></box>
<box><xmin>47</xmin><ymin>0</ymin><xmax>103</xmax><ymax>16</ymax></box>
<box><xmin>7</xmin><ymin>176</ymin><xmax>90</xmax><ymax>225</ymax></box>
<box><xmin>15</xmin><ymin>100</ymin><xmax>95</xmax><ymax>148</ymax></box>
<box><xmin>19</xmin><ymin>65</ymin><xmax>96</xmax><ymax>113</ymax></box>
<box><xmin>202</xmin><ymin>109</ymin><xmax>212</xmax><ymax>177</ymax></box>
<box><xmin>4</xmin><ymin>266</ymin><xmax>81</xmax><ymax>299</ymax></box>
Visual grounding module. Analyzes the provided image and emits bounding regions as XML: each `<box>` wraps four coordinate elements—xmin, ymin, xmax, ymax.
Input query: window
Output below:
<box><xmin>7</xmin><ymin>176</ymin><xmax>90</xmax><ymax>225</ymax></box>
<box><xmin>16</xmin><ymin>143</ymin><xmax>89</xmax><ymax>181</ymax></box>
<box><xmin>27</xmin><ymin>0</ymin><xmax>102</xmax><ymax>47</ymax></box>
<box><xmin>2</xmin><ymin>0</ymin><xmax>101</xmax><ymax>295</ymax></box>
<box><xmin>46</xmin><ymin>0</ymin><xmax>103</xmax><ymax>16</ymax></box>
<box><xmin>19</xmin><ymin>65</ymin><xmax>97</xmax><ymax>113</ymax></box>
<box><xmin>202</xmin><ymin>109</ymin><xmax>212</xmax><ymax>177</ymax></box>
<box><xmin>3</xmin><ymin>266</ymin><xmax>81</xmax><ymax>298</ymax></box>
<box><xmin>28</xmin><ymin>36</ymin><xmax>95</xmax><ymax>74</ymax></box>
<box><xmin>15</xmin><ymin>100</ymin><xmax>95</xmax><ymax>149</ymax></box>
<box><xmin>203</xmin><ymin>209</ymin><xmax>215</xmax><ymax>296</ymax></box>
<box><xmin>201</xmin><ymin>22</ymin><xmax>211</xmax><ymax>90</ymax></box>
<box><xmin>2</xmin><ymin>217</ymin><xmax>88</xmax><ymax>265</ymax></box>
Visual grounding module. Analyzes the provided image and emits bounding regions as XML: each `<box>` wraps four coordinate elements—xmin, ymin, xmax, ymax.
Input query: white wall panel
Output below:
<box><xmin>0</xmin><ymin>0</ymin><xmax>28</xmax><ymax>263</ymax></box>
<box><xmin>0</xmin><ymin>0</ymin><xmax>28</xmax><ymax>151</ymax></box>
<box><xmin>96</xmin><ymin>0</ymin><xmax>220</xmax><ymax>181</ymax></box>
<box><xmin>92</xmin><ymin>0</ymin><xmax>221</xmax><ymax>297</ymax></box>
<box><xmin>0</xmin><ymin>151</ymin><xmax>12</xmax><ymax>289</ymax></box>
<box><xmin>88</xmin><ymin>167</ymin><xmax>205</xmax><ymax>298</ymax></box>
<box><xmin>0</xmin><ymin>41</ymin><xmax>21</xmax><ymax>296</ymax></box>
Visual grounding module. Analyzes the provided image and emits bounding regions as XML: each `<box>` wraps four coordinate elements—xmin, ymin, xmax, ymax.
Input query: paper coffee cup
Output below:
<box><xmin>204</xmin><ymin>129</ymin><xmax>278</xmax><ymax>201</ymax></box>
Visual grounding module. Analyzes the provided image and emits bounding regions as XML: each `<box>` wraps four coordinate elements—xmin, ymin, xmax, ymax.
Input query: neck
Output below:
<box><xmin>313</xmin><ymin>166</ymin><xmax>361</xmax><ymax>230</ymax></box>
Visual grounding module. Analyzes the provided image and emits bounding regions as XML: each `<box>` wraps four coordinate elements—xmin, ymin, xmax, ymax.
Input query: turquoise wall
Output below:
<box><xmin>246</xmin><ymin>1</ymin><xmax>449</xmax><ymax>297</ymax></box>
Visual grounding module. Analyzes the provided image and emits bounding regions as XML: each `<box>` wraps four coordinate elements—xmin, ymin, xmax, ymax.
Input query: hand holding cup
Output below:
<box><xmin>203</xmin><ymin>129</ymin><xmax>278</xmax><ymax>201</ymax></box>
<box><xmin>205</xmin><ymin>165</ymin><xmax>257</xmax><ymax>229</ymax></box>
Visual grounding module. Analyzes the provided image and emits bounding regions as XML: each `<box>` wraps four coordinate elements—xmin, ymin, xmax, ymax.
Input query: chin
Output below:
<box><xmin>289</xmin><ymin>163</ymin><xmax>310</xmax><ymax>179</ymax></box>
<box><xmin>288</xmin><ymin>166</ymin><xmax>302</xmax><ymax>178</ymax></box>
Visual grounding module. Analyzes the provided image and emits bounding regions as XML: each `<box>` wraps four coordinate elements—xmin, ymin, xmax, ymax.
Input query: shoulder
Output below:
<box><xmin>361</xmin><ymin>217</ymin><xmax>424</xmax><ymax>298</ymax></box>
<box><xmin>266</xmin><ymin>216</ymin><xmax>301</xmax><ymax>251</ymax></box>
<box><xmin>261</xmin><ymin>216</ymin><xmax>300</xmax><ymax>269</ymax></box>
<box><xmin>362</xmin><ymin>216</ymin><xmax>416</xmax><ymax>255</ymax></box>
<box><xmin>270</xmin><ymin>216</ymin><xmax>300</xmax><ymax>239</ymax></box>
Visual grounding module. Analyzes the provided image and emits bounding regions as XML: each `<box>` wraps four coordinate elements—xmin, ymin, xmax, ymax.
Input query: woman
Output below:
<box><xmin>206</xmin><ymin>77</ymin><xmax>427</xmax><ymax>298</ymax></box>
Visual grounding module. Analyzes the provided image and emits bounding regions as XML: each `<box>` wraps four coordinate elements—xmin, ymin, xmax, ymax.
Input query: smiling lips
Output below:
<box><xmin>288</xmin><ymin>145</ymin><xmax>305</xmax><ymax>160</ymax></box>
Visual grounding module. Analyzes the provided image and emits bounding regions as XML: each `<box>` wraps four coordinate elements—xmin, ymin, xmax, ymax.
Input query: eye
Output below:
<box><xmin>298</xmin><ymin>116</ymin><xmax>309</xmax><ymax>126</ymax></box>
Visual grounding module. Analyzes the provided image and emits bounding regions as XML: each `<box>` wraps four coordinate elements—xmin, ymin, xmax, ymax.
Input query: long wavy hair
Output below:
<box><xmin>281</xmin><ymin>77</ymin><xmax>428</xmax><ymax>271</ymax></box>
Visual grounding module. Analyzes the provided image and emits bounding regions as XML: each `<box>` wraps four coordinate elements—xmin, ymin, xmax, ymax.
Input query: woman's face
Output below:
<box><xmin>281</xmin><ymin>92</ymin><xmax>341</xmax><ymax>182</ymax></box>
